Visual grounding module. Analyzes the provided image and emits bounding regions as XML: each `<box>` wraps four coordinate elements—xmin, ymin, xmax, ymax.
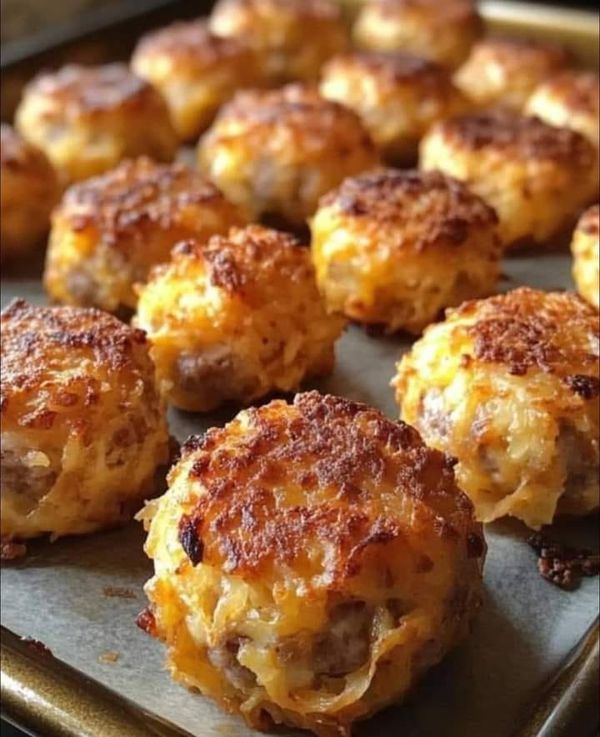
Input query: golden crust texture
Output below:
<box><xmin>353</xmin><ymin>0</ymin><xmax>483</xmax><ymax>70</ymax></box>
<box><xmin>15</xmin><ymin>64</ymin><xmax>178</xmax><ymax>183</ymax></box>
<box><xmin>44</xmin><ymin>157</ymin><xmax>246</xmax><ymax>313</ymax></box>
<box><xmin>393</xmin><ymin>288</ymin><xmax>600</xmax><ymax>529</ymax></box>
<box><xmin>319</xmin><ymin>52</ymin><xmax>469</xmax><ymax>163</ymax></box>
<box><xmin>209</xmin><ymin>0</ymin><xmax>348</xmax><ymax>84</ymax></box>
<box><xmin>0</xmin><ymin>299</ymin><xmax>169</xmax><ymax>542</ymax></box>
<box><xmin>140</xmin><ymin>391</ymin><xmax>485</xmax><ymax>736</ymax></box>
<box><xmin>571</xmin><ymin>205</ymin><xmax>600</xmax><ymax>309</ymax></box>
<box><xmin>420</xmin><ymin>110</ymin><xmax>599</xmax><ymax>246</ymax></box>
<box><xmin>131</xmin><ymin>20</ymin><xmax>263</xmax><ymax>141</ymax></box>
<box><xmin>197</xmin><ymin>84</ymin><xmax>380</xmax><ymax>227</ymax></box>
<box><xmin>454</xmin><ymin>37</ymin><xmax>570</xmax><ymax>111</ymax></box>
<box><xmin>1</xmin><ymin>123</ymin><xmax>60</xmax><ymax>259</ymax></box>
<box><xmin>311</xmin><ymin>169</ymin><xmax>501</xmax><ymax>334</ymax></box>
<box><xmin>525</xmin><ymin>71</ymin><xmax>600</xmax><ymax>147</ymax></box>
<box><xmin>135</xmin><ymin>225</ymin><xmax>346</xmax><ymax>411</ymax></box>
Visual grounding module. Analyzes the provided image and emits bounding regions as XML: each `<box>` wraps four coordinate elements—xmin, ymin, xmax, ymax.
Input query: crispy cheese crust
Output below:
<box><xmin>197</xmin><ymin>84</ymin><xmax>380</xmax><ymax>227</ymax></box>
<box><xmin>1</xmin><ymin>123</ymin><xmax>60</xmax><ymax>259</ymax></box>
<box><xmin>393</xmin><ymin>288</ymin><xmax>600</xmax><ymax>529</ymax></box>
<box><xmin>15</xmin><ymin>64</ymin><xmax>178</xmax><ymax>183</ymax></box>
<box><xmin>319</xmin><ymin>52</ymin><xmax>469</xmax><ymax>163</ymax></box>
<box><xmin>420</xmin><ymin>111</ymin><xmax>599</xmax><ymax>246</ymax></box>
<box><xmin>454</xmin><ymin>37</ymin><xmax>570</xmax><ymax>111</ymax></box>
<box><xmin>135</xmin><ymin>225</ymin><xmax>345</xmax><ymax>411</ymax></box>
<box><xmin>0</xmin><ymin>299</ymin><xmax>169</xmax><ymax>542</ymax></box>
<box><xmin>140</xmin><ymin>391</ymin><xmax>485</xmax><ymax>737</ymax></box>
<box><xmin>353</xmin><ymin>0</ymin><xmax>483</xmax><ymax>70</ymax></box>
<box><xmin>571</xmin><ymin>205</ymin><xmax>600</xmax><ymax>309</ymax></box>
<box><xmin>44</xmin><ymin>158</ymin><xmax>246</xmax><ymax>313</ymax></box>
<box><xmin>209</xmin><ymin>0</ymin><xmax>348</xmax><ymax>84</ymax></box>
<box><xmin>131</xmin><ymin>20</ymin><xmax>263</xmax><ymax>141</ymax></box>
<box><xmin>311</xmin><ymin>169</ymin><xmax>501</xmax><ymax>334</ymax></box>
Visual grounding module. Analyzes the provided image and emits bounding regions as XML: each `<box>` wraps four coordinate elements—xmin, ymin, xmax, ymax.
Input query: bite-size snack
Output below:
<box><xmin>131</xmin><ymin>20</ymin><xmax>262</xmax><ymax>142</ymax></box>
<box><xmin>0</xmin><ymin>299</ymin><xmax>169</xmax><ymax>547</ymax></box>
<box><xmin>571</xmin><ymin>205</ymin><xmax>599</xmax><ymax>309</ymax></box>
<box><xmin>209</xmin><ymin>0</ymin><xmax>348</xmax><ymax>84</ymax></box>
<box><xmin>1</xmin><ymin>123</ymin><xmax>60</xmax><ymax>259</ymax></box>
<box><xmin>420</xmin><ymin>110</ymin><xmax>599</xmax><ymax>246</ymax></box>
<box><xmin>392</xmin><ymin>288</ymin><xmax>600</xmax><ymax>529</ymax></box>
<box><xmin>525</xmin><ymin>71</ymin><xmax>600</xmax><ymax>147</ymax></box>
<box><xmin>319</xmin><ymin>52</ymin><xmax>468</xmax><ymax>163</ymax></box>
<box><xmin>135</xmin><ymin>226</ymin><xmax>345</xmax><ymax>411</ymax></box>
<box><xmin>15</xmin><ymin>63</ymin><xmax>178</xmax><ymax>183</ymax></box>
<box><xmin>353</xmin><ymin>0</ymin><xmax>483</xmax><ymax>70</ymax></box>
<box><xmin>311</xmin><ymin>169</ymin><xmax>501</xmax><ymax>334</ymax></box>
<box><xmin>139</xmin><ymin>391</ymin><xmax>485</xmax><ymax>736</ymax></box>
<box><xmin>197</xmin><ymin>84</ymin><xmax>379</xmax><ymax>227</ymax></box>
<box><xmin>454</xmin><ymin>37</ymin><xmax>570</xmax><ymax>111</ymax></box>
<box><xmin>44</xmin><ymin>157</ymin><xmax>246</xmax><ymax>314</ymax></box>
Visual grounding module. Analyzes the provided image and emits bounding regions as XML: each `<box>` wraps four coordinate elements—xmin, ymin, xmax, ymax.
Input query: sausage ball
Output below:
<box><xmin>0</xmin><ymin>299</ymin><xmax>169</xmax><ymax>547</ymax></box>
<box><xmin>15</xmin><ymin>64</ymin><xmax>178</xmax><ymax>183</ymax></box>
<box><xmin>131</xmin><ymin>20</ymin><xmax>263</xmax><ymax>142</ymax></box>
<box><xmin>197</xmin><ymin>84</ymin><xmax>380</xmax><ymax>227</ymax></box>
<box><xmin>311</xmin><ymin>169</ymin><xmax>501</xmax><ymax>335</ymax></box>
<box><xmin>454</xmin><ymin>37</ymin><xmax>570</xmax><ymax>111</ymax></box>
<box><xmin>319</xmin><ymin>52</ymin><xmax>469</xmax><ymax>163</ymax></box>
<box><xmin>353</xmin><ymin>0</ymin><xmax>483</xmax><ymax>70</ymax></box>
<box><xmin>1</xmin><ymin>123</ymin><xmax>60</xmax><ymax>260</ymax></box>
<box><xmin>571</xmin><ymin>205</ymin><xmax>599</xmax><ymax>309</ymax></box>
<box><xmin>135</xmin><ymin>226</ymin><xmax>345</xmax><ymax>412</ymax></box>
<box><xmin>209</xmin><ymin>0</ymin><xmax>348</xmax><ymax>84</ymax></box>
<box><xmin>420</xmin><ymin>111</ymin><xmax>599</xmax><ymax>247</ymax></box>
<box><xmin>44</xmin><ymin>157</ymin><xmax>246</xmax><ymax>314</ymax></box>
<box><xmin>392</xmin><ymin>288</ymin><xmax>600</xmax><ymax>529</ymax></box>
<box><xmin>525</xmin><ymin>71</ymin><xmax>600</xmax><ymax>147</ymax></box>
<box><xmin>138</xmin><ymin>391</ymin><xmax>485</xmax><ymax>736</ymax></box>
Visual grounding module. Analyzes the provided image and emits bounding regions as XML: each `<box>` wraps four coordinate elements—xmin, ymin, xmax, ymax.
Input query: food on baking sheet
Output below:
<box><xmin>135</xmin><ymin>225</ymin><xmax>345</xmax><ymax>411</ymax></box>
<box><xmin>44</xmin><ymin>157</ymin><xmax>246</xmax><ymax>314</ymax></box>
<box><xmin>392</xmin><ymin>288</ymin><xmax>600</xmax><ymax>530</ymax></box>
<box><xmin>197</xmin><ymin>84</ymin><xmax>380</xmax><ymax>228</ymax></box>
<box><xmin>571</xmin><ymin>204</ymin><xmax>600</xmax><ymax>309</ymax></box>
<box><xmin>0</xmin><ymin>123</ymin><xmax>60</xmax><ymax>260</ymax></box>
<box><xmin>528</xmin><ymin>533</ymin><xmax>600</xmax><ymax>590</ymax></box>
<box><xmin>319</xmin><ymin>51</ymin><xmax>468</xmax><ymax>163</ymax></box>
<box><xmin>15</xmin><ymin>64</ymin><xmax>178</xmax><ymax>183</ymax></box>
<box><xmin>420</xmin><ymin>110</ymin><xmax>599</xmax><ymax>247</ymax></box>
<box><xmin>131</xmin><ymin>19</ymin><xmax>263</xmax><ymax>142</ymax></box>
<box><xmin>0</xmin><ymin>299</ymin><xmax>169</xmax><ymax>550</ymax></box>
<box><xmin>138</xmin><ymin>391</ymin><xmax>485</xmax><ymax>737</ymax></box>
<box><xmin>209</xmin><ymin>0</ymin><xmax>348</xmax><ymax>84</ymax></box>
<box><xmin>353</xmin><ymin>0</ymin><xmax>483</xmax><ymax>70</ymax></box>
<box><xmin>310</xmin><ymin>169</ymin><xmax>501</xmax><ymax>334</ymax></box>
<box><xmin>454</xmin><ymin>37</ymin><xmax>570</xmax><ymax>111</ymax></box>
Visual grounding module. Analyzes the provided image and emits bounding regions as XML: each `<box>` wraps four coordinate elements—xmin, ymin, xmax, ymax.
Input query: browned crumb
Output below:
<box><xmin>528</xmin><ymin>533</ymin><xmax>600</xmax><ymax>590</ymax></box>
<box><xmin>102</xmin><ymin>586</ymin><xmax>137</xmax><ymax>600</ymax></box>
<box><xmin>98</xmin><ymin>650</ymin><xmax>120</xmax><ymax>664</ymax></box>
<box><xmin>21</xmin><ymin>637</ymin><xmax>53</xmax><ymax>657</ymax></box>
<box><xmin>1</xmin><ymin>538</ymin><xmax>27</xmax><ymax>561</ymax></box>
<box><xmin>136</xmin><ymin>607</ymin><xmax>158</xmax><ymax>637</ymax></box>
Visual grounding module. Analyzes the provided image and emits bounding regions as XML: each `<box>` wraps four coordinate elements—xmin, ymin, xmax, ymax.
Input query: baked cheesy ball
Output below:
<box><xmin>525</xmin><ymin>71</ymin><xmax>600</xmax><ymax>148</ymax></box>
<box><xmin>139</xmin><ymin>391</ymin><xmax>485</xmax><ymax>736</ymax></box>
<box><xmin>135</xmin><ymin>226</ymin><xmax>345</xmax><ymax>412</ymax></box>
<box><xmin>454</xmin><ymin>37</ymin><xmax>570</xmax><ymax>111</ymax></box>
<box><xmin>353</xmin><ymin>0</ymin><xmax>483</xmax><ymax>70</ymax></box>
<box><xmin>393</xmin><ymin>288</ymin><xmax>600</xmax><ymax>529</ymax></box>
<box><xmin>571</xmin><ymin>205</ymin><xmax>599</xmax><ymax>309</ymax></box>
<box><xmin>420</xmin><ymin>111</ymin><xmax>599</xmax><ymax>247</ymax></box>
<box><xmin>44</xmin><ymin>157</ymin><xmax>246</xmax><ymax>314</ymax></box>
<box><xmin>131</xmin><ymin>20</ymin><xmax>262</xmax><ymax>142</ymax></box>
<box><xmin>15</xmin><ymin>64</ymin><xmax>178</xmax><ymax>183</ymax></box>
<box><xmin>209</xmin><ymin>0</ymin><xmax>348</xmax><ymax>84</ymax></box>
<box><xmin>1</xmin><ymin>123</ymin><xmax>60</xmax><ymax>260</ymax></box>
<box><xmin>197</xmin><ymin>84</ymin><xmax>379</xmax><ymax>227</ymax></box>
<box><xmin>311</xmin><ymin>169</ymin><xmax>501</xmax><ymax>334</ymax></box>
<box><xmin>0</xmin><ymin>299</ymin><xmax>169</xmax><ymax>545</ymax></box>
<box><xmin>319</xmin><ymin>52</ymin><xmax>468</xmax><ymax>163</ymax></box>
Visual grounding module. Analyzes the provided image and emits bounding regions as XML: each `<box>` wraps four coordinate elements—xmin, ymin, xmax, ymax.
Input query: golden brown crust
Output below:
<box><xmin>323</xmin><ymin>51</ymin><xmax>450</xmax><ymax>87</ymax></box>
<box><xmin>532</xmin><ymin>70</ymin><xmax>599</xmax><ymax>113</ymax></box>
<box><xmin>372</xmin><ymin>0</ymin><xmax>478</xmax><ymax>22</ymax></box>
<box><xmin>1</xmin><ymin>123</ymin><xmax>49</xmax><ymax>172</ymax></box>
<box><xmin>578</xmin><ymin>204</ymin><xmax>599</xmax><ymax>236</ymax></box>
<box><xmin>213</xmin><ymin>0</ymin><xmax>342</xmax><ymax>21</ymax></box>
<box><xmin>464</xmin><ymin>36</ymin><xmax>570</xmax><ymax>74</ymax></box>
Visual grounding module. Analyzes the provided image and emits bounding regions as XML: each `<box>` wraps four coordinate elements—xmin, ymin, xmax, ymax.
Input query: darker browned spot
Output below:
<box><xmin>136</xmin><ymin>607</ymin><xmax>158</xmax><ymax>637</ymax></box>
<box><xmin>564</xmin><ymin>374</ymin><xmax>600</xmax><ymax>400</ymax></box>
<box><xmin>178</xmin><ymin>513</ymin><xmax>204</xmax><ymax>565</ymax></box>
<box><xmin>528</xmin><ymin>533</ymin><xmax>600</xmax><ymax>590</ymax></box>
